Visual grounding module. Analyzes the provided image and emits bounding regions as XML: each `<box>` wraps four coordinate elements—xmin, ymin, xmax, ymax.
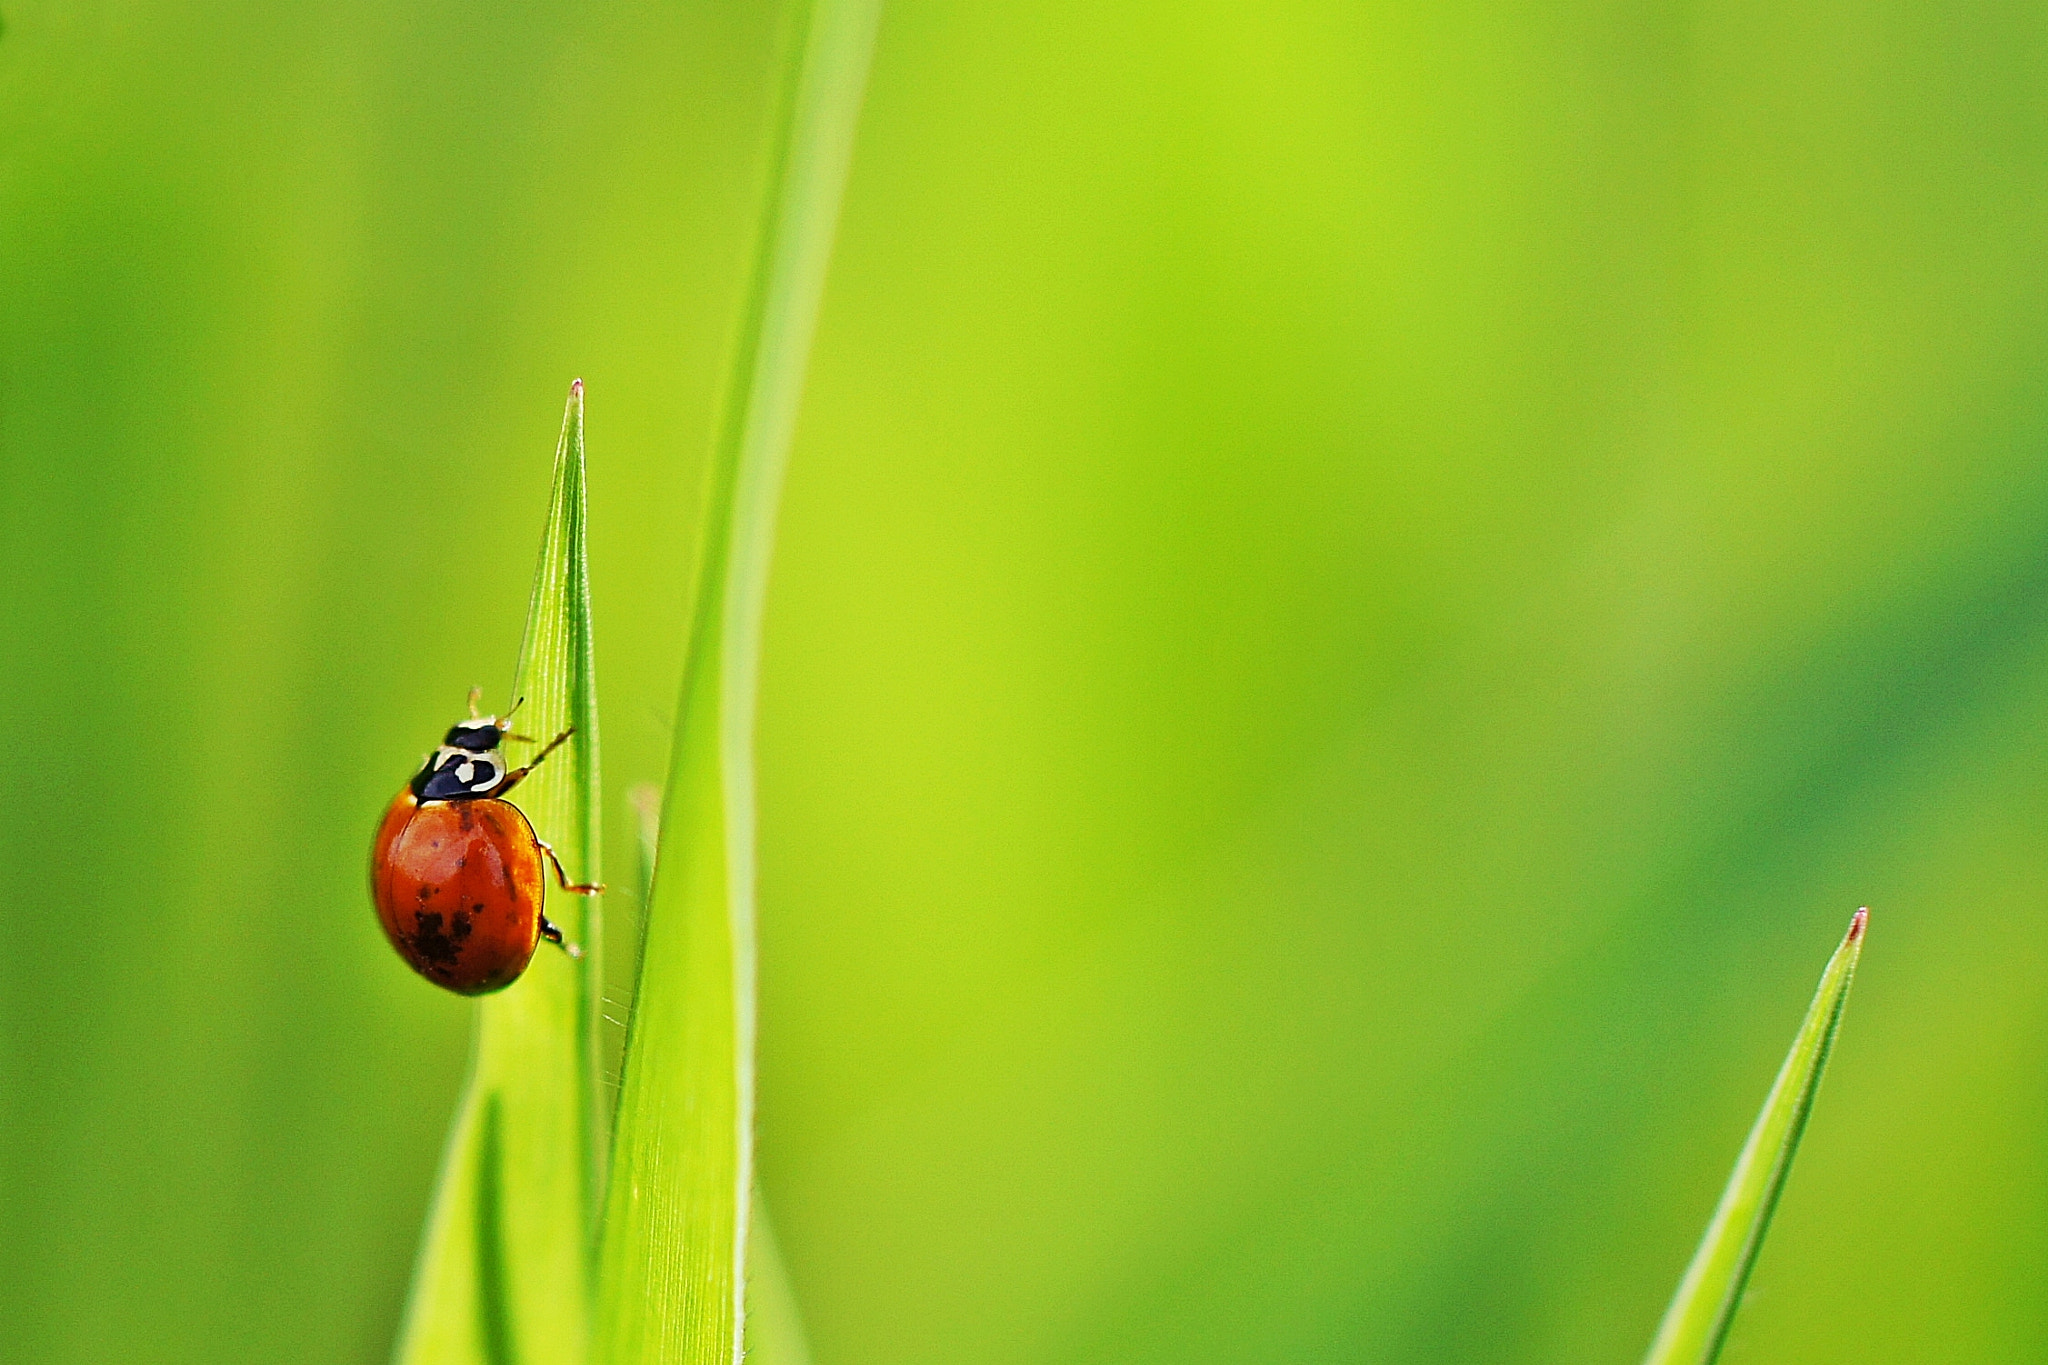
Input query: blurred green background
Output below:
<box><xmin>5</xmin><ymin>0</ymin><xmax>2047</xmax><ymax>1361</ymax></box>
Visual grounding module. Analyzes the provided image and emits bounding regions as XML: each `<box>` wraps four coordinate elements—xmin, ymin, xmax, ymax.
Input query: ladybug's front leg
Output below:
<box><xmin>495</xmin><ymin>725</ymin><xmax>576</xmax><ymax>796</ymax></box>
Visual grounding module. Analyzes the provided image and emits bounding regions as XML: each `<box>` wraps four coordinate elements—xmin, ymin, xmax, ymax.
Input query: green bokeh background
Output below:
<box><xmin>5</xmin><ymin>1</ymin><xmax>2046</xmax><ymax>1361</ymax></box>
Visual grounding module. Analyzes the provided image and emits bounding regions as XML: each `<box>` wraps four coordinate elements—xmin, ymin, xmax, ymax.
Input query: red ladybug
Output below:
<box><xmin>370</xmin><ymin>694</ymin><xmax>600</xmax><ymax>994</ymax></box>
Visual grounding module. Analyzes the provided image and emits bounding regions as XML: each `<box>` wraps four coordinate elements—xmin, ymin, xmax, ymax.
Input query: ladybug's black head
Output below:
<box><xmin>444</xmin><ymin>719</ymin><xmax>504</xmax><ymax>752</ymax></box>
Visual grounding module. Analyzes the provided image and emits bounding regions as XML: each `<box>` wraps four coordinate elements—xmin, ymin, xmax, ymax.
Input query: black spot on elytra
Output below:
<box><xmin>410</xmin><ymin>908</ymin><xmax>474</xmax><ymax>967</ymax></box>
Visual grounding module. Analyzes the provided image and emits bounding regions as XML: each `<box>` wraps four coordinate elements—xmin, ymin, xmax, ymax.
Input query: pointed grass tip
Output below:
<box><xmin>1848</xmin><ymin>906</ymin><xmax>1868</xmax><ymax>943</ymax></box>
<box><xmin>570</xmin><ymin>377</ymin><xmax>583</xmax><ymax>398</ymax></box>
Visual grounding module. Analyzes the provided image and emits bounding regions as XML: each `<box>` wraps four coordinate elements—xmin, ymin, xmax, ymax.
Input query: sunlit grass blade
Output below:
<box><xmin>394</xmin><ymin>381</ymin><xmax>604</xmax><ymax>1365</ymax></box>
<box><xmin>591</xmin><ymin>2</ymin><xmax>882</xmax><ymax>1361</ymax></box>
<box><xmin>1642</xmin><ymin>907</ymin><xmax>1868</xmax><ymax>1365</ymax></box>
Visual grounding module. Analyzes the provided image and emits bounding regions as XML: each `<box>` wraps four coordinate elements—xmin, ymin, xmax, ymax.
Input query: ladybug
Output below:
<box><xmin>370</xmin><ymin>692</ymin><xmax>601</xmax><ymax>994</ymax></box>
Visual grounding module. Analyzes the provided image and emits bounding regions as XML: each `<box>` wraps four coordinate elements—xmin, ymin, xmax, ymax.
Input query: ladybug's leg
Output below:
<box><xmin>535</xmin><ymin>837</ymin><xmax>606</xmax><ymax>895</ymax></box>
<box><xmin>495</xmin><ymin>725</ymin><xmax>576</xmax><ymax>795</ymax></box>
<box><xmin>467</xmin><ymin>685</ymin><xmax>484</xmax><ymax>718</ymax></box>
<box><xmin>538</xmin><ymin>914</ymin><xmax>585</xmax><ymax>960</ymax></box>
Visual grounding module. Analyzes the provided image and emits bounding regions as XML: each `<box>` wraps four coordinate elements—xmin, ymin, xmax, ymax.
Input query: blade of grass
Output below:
<box><xmin>394</xmin><ymin>381</ymin><xmax>604</xmax><ymax>1365</ymax></box>
<box><xmin>591</xmin><ymin>2</ymin><xmax>881</xmax><ymax>1361</ymax></box>
<box><xmin>1642</xmin><ymin>907</ymin><xmax>1868</xmax><ymax>1365</ymax></box>
<box><xmin>629</xmin><ymin>786</ymin><xmax>812</xmax><ymax>1365</ymax></box>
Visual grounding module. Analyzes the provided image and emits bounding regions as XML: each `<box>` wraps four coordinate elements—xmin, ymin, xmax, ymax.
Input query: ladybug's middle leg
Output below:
<box><xmin>535</xmin><ymin>837</ymin><xmax>605</xmax><ymax>896</ymax></box>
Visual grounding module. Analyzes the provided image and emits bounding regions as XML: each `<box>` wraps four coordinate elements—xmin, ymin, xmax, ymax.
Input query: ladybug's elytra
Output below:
<box><xmin>371</xmin><ymin>693</ymin><xmax>600</xmax><ymax>994</ymax></box>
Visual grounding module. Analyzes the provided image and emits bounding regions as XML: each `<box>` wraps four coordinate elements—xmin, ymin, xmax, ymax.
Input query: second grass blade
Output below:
<box><xmin>1642</xmin><ymin>907</ymin><xmax>1868</xmax><ymax>1365</ymax></box>
<box><xmin>628</xmin><ymin>795</ymin><xmax>813</xmax><ymax>1365</ymax></box>
<box><xmin>591</xmin><ymin>2</ymin><xmax>882</xmax><ymax>1362</ymax></box>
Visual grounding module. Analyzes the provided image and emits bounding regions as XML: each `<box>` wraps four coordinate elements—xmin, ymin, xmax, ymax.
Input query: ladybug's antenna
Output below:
<box><xmin>467</xmin><ymin>685</ymin><xmax>483</xmax><ymax>719</ymax></box>
<box><xmin>497</xmin><ymin>696</ymin><xmax>534</xmax><ymax>742</ymax></box>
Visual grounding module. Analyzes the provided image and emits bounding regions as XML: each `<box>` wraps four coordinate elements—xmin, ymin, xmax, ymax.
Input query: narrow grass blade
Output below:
<box><xmin>394</xmin><ymin>381</ymin><xmax>604</xmax><ymax>1365</ymax></box>
<box><xmin>744</xmin><ymin>1200</ymin><xmax>813</xmax><ymax>1365</ymax></box>
<box><xmin>591</xmin><ymin>2</ymin><xmax>881</xmax><ymax>1361</ymax></box>
<box><xmin>1642</xmin><ymin>907</ymin><xmax>1868</xmax><ymax>1365</ymax></box>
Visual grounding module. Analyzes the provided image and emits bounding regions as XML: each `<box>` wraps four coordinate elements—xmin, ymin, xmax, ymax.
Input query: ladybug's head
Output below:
<box><xmin>444</xmin><ymin>718</ymin><xmax>505</xmax><ymax>752</ymax></box>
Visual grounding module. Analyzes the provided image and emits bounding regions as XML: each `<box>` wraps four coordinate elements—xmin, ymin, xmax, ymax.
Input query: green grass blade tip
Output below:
<box><xmin>1642</xmin><ymin>907</ymin><xmax>1868</xmax><ymax>1365</ymax></box>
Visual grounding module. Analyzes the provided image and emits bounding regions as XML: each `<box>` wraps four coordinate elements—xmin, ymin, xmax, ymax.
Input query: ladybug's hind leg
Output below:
<box><xmin>538</xmin><ymin>914</ymin><xmax>585</xmax><ymax>960</ymax></box>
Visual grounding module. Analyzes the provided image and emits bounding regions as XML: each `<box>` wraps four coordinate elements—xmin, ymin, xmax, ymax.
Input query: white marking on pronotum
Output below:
<box><xmin>425</xmin><ymin>744</ymin><xmax>508</xmax><ymax>796</ymax></box>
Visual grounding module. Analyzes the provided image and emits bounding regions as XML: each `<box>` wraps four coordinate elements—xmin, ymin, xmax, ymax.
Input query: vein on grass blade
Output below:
<box><xmin>591</xmin><ymin>3</ymin><xmax>882</xmax><ymax>1362</ymax></box>
<box><xmin>393</xmin><ymin>381</ymin><xmax>604</xmax><ymax>1365</ymax></box>
<box><xmin>1642</xmin><ymin>907</ymin><xmax>1868</xmax><ymax>1365</ymax></box>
